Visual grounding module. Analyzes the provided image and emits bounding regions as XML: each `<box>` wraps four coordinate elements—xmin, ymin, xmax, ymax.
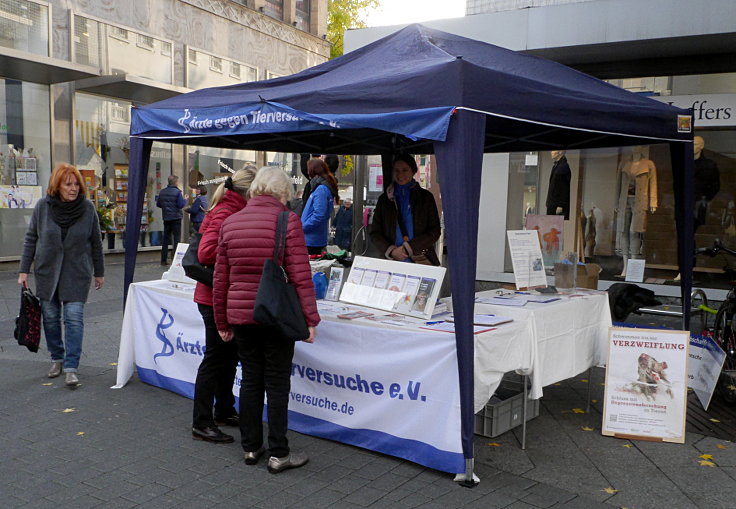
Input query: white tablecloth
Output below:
<box><xmin>115</xmin><ymin>281</ymin><xmax>609</xmax><ymax>468</ymax></box>
<box><xmin>468</xmin><ymin>290</ymin><xmax>612</xmax><ymax>400</ymax></box>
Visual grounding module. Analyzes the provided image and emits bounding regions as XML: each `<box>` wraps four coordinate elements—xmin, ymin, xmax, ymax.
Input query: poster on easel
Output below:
<box><xmin>602</xmin><ymin>327</ymin><xmax>689</xmax><ymax>443</ymax></box>
<box><xmin>525</xmin><ymin>214</ymin><xmax>564</xmax><ymax>269</ymax></box>
<box><xmin>338</xmin><ymin>256</ymin><xmax>446</xmax><ymax>320</ymax></box>
<box><xmin>506</xmin><ymin>230</ymin><xmax>547</xmax><ymax>289</ymax></box>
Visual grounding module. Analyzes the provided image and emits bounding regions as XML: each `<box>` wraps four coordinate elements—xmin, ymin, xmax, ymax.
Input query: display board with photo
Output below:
<box><xmin>338</xmin><ymin>256</ymin><xmax>446</xmax><ymax>320</ymax></box>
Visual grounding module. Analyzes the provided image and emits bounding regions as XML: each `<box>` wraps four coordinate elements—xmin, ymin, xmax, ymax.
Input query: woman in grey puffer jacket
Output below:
<box><xmin>19</xmin><ymin>163</ymin><xmax>104</xmax><ymax>387</ymax></box>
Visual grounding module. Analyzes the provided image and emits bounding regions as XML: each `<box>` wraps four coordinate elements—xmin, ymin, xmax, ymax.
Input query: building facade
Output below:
<box><xmin>0</xmin><ymin>0</ymin><xmax>329</xmax><ymax>257</ymax></box>
<box><xmin>345</xmin><ymin>0</ymin><xmax>736</xmax><ymax>299</ymax></box>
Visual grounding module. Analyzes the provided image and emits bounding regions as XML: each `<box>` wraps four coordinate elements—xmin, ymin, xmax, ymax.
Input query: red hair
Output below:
<box><xmin>307</xmin><ymin>159</ymin><xmax>338</xmax><ymax>203</ymax></box>
<box><xmin>47</xmin><ymin>163</ymin><xmax>87</xmax><ymax>198</ymax></box>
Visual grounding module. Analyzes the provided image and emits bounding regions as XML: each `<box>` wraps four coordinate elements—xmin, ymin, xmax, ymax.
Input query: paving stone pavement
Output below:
<box><xmin>1</xmin><ymin>254</ymin><xmax>734</xmax><ymax>508</ymax></box>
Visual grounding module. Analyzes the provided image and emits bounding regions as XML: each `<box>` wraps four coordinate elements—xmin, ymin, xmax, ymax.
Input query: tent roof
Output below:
<box><xmin>131</xmin><ymin>24</ymin><xmax>692</xmax><ymax>154</ymax></box>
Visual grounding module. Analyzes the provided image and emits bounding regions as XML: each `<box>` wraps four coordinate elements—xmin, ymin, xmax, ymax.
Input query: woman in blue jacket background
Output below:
<box><xmin>186</xmin><ymin>185</ymin><xmax>208</xmax><ymax>234</ymax></box>
<box><xmin>301</xmin><ymin>158</ymin><xmax>338</xmax><ymax>255</ymax></box>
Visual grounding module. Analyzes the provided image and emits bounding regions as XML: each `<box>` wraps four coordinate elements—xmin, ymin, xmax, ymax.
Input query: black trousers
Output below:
<box><xmin>233</xmin><ymin>324</ymin><xmax>295</xmax><ymax>458</ymax></box>
<box><xmin>192</xmin><ymin>304</ymin><xmax>239</xmax><ymax>428</ymax></box>
<box><xmin>161</xmin><ymin>219</ymin><xmax>182</xmax><ymax>264</ymax></box>
<box><xmin>307</xmin><ymin>245</ymin><xmax>325</xmax><ymax>255</ymax></box>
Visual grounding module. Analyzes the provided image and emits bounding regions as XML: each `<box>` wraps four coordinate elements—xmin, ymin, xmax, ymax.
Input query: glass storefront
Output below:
<box><xmin>496</xmin><ymin>73</ymin><xmax>736</xmax><ymax>290</ymax></box>
<box><xmin>501</xmin><ymin>139</ymin><xmax>735</xmax><ymax>288</ymax></box>
<box><xmin>0</xmin><ymin>78</ymin><xmax>51</xmax><ymax>257</ymax></box>
<box><xmin>74</xmin><ymin>92</ymin><xmax>172</xmax><ymax>250</ymax></box>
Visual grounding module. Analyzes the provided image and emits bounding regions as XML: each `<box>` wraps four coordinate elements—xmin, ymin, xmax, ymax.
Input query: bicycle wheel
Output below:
<box><xmin>714</xmin><ymin>305</ymin><xmax>736</xmax><ymax>404</ymax></box>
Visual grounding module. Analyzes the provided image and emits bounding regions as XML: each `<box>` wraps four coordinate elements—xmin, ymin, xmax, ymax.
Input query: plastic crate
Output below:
<box><xmin>474</xmin><ymin>378</ymin><xmax>540</xmax><ymax>438</ymax></box>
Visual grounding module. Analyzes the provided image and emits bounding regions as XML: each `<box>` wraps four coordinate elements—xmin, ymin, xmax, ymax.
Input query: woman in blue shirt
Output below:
<box><xmin>301</xmin><ymin>159</ymin><xmax>338</xmax><ymax>255</ymax></box>
<box><xmin>186</xmin><ymin>185</ymin><xmax>208</xmax><ymax>234</ymax></box>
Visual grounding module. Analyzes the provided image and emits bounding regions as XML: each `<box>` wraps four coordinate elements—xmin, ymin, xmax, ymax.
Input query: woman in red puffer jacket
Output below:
<box><xmin>191</xmin><ymin>165</ymin><xmax>257</xmax><ymax>445</ymax></box>
<box><xmin>213</xmin><ymin>166</ymin><xmax>319</xmax><ymax>473</ymax></box>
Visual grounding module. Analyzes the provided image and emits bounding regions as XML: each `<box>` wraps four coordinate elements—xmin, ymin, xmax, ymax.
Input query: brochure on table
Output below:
<box><xmin>162</xmin><ymin>242</ymin><xmax>196</xmax><ymax>285</ymax></box>
<box><xmin>506</xmin><ymin>230</ymin><xmax>547</xmax><ymax>289</ymax></box>
<box><xmin>602</xmin><ymin>327</ymin><xmax>689</xmax><ymax>444</ymax></box>
<box><xmin>339</xmin><ymin>256</ymin><xmax>446</xmax><ymax>320</ymax></box>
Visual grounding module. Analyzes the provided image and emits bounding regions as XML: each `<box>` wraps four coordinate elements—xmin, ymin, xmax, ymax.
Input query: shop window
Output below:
<box><xmin>0</xmin><ymin>0</ymin><xmax>49</xmax><ymax>56</ymax></box>
<box><xmin>74</xmin><ymin>92</ymin><xmax>172</xmax><ymax>250</ymax></box>
<box><xmin>230</xmin><ymin>62</ymin><xmax>240</xmax><ymax>80</ymax></box>
<box><xmin>73</xmin><ymin>14</ymin><xmax>173</xmax><ymax>84</ymax></box>
<box><xmin>0</xmin><ymin>78</ymin><xmax>52</xmax><ymax>257</ymax></box>
<box><xmin>110</xmin><ymin>102</ymin><xmax>129</xmax><ymax>123</ymax></box>
<box><xmin>244</xmin><ymin>64</ymin><xmax>258</xmax><ymax>82</ymax></box>
<box><xmin>266</xmin><ymin>71</ymin><xmax>282</xmax><ymax>80</ymax></box>
<box><xmin>210</xmin><ymin>56</ymin><xmax>223</xmax><ymax>73</ymax></box>
<box><xmin>109</xmin><ymin>25</ymin><xmax>129</xmax><ymax>42</ymax></box>
<box><xmin>186</xmin><ymin>146</ymin><xmax>257</xmax><ymax>194</ymax></box>
<box><xmin>295</xmin><ymin>0</ymin><xmax>310</xmax><ymax>31</ymax></box>
<box><xmin>187</xmin><ymin>47</ymin><xmax>256</xmax><ymax>89</ymax></box>
<box><xmin>136</xmin><ymin>34</ymin><xmax>155</xmax><ymax>51</ymax></box>
<box><xmin>263</xmin><ymin>0</ymin><xmax>284</xmax><ymax>20</ymax></box>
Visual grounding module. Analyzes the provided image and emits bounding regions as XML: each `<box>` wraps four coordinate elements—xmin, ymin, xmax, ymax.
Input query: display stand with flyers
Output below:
<box><xmin>338</xmin><ymin>256</ymin><xmax>446</xmax><ymax>320</ymax></box>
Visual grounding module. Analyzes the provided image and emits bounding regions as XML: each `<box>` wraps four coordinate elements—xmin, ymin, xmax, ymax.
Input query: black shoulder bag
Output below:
<box><xmin>182</xmin><ymin>232</ymin><xmax>214</xmax><ymax>286</ymax></box>
<box><xmin>15</xmin><ymin>286</ymin><xmax>41</xmax><ymax>353</ymax></box>
<box><xmin>253</xmin><ymin>211</ymin><xmax>310</xmax><ymax>341</ymax></box>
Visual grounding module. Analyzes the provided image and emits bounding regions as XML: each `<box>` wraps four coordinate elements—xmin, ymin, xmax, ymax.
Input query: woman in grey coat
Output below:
<box><xmin>18</xmin><ymin>164</ymin><xmax>104</xmax><ymax>387</ymax></box>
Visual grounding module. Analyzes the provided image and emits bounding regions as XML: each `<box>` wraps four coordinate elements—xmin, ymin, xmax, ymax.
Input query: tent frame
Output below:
<box><xmin>123</xmin><ymin>25</ymin><xmax>694</xmax><ymax>484</ymax></box>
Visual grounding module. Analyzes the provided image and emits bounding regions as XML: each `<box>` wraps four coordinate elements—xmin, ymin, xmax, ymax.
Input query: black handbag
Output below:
<box><xmin>182</xmin><ymin>232</ymin><xmax>214</xmax><ymax>286</ymax></box>
<box><xmin>253</xmin><ymin>211</ymin><xmax>310</xmax><ymax>341</ymax></box>
<box><xmin>14</xmin><ymin>286</ymin><xmax>41</xmax><ymax>353</ymax></box>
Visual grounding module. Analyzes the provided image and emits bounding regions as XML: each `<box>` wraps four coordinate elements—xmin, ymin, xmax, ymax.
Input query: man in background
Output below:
<box><xmin>157</xmin><ymin>175</ymin><xmax>186</xmax><ymax>266</ymax></box>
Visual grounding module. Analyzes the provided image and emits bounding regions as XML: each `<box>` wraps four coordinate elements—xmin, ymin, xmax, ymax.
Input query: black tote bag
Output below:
<box><xmin>253</xmin><ymin>211</ymin><xmax>310</xmax><ymax>341</ymax></box>
<box><xmin>182</xmin><ymin>232</ymin><xmax>214</xmax><ymax>286</ymax></box>
<box><xmin>14</xmin><ymin>286</ymin><xmax>41</xmax><ymax>353</ymax></box>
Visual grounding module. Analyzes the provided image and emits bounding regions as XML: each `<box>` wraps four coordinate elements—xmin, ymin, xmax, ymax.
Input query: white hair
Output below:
<box><xmin>249</xmin><ymin>166</ymin><xmax>294</xmax><ymax>202</ymax></box>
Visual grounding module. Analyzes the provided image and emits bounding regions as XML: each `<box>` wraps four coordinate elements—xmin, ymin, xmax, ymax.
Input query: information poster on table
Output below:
<box><xmin>339</xmin><ymin>256</ymin><xmax>446</xmax><ymax>319</ymax></box>
<box><xmin>602</xmin><ymin>327</ymin><xmax>689</xmax><ymax>443</ymax></box>
<box><xmin>506</xmin><ymin>230</ymin><xmax>547</xmax><ymax>289</ymax></box>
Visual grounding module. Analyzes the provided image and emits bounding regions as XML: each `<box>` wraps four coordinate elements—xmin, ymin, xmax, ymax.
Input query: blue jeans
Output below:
<box><xmin>41</xmin><ymin>297</ymin><xmax>85</xmax><ymax>372</ymax></box>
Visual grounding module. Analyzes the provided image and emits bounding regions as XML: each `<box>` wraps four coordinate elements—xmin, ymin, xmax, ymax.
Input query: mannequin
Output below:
<box><xmin>693</xmin><ymin>135</ymin><xmax>720</xmax><ymax>230</ymax></box>
<box><xmin>616</xmin><ymin>146</ymin><xmax>657</xmax><ymax>276</ymax></box>
<box><xmin>545</xmin><ymin>150</ymin><xmax>571</xmax><ymax>220</ymax></box>
<box><xmin>584</xmin><ymin>205</ymin><xmax>602</xmax><ymax>258</ymax></box>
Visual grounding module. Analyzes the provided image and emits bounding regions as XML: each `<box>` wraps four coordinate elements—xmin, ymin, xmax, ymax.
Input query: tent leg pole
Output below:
<box><xmin>458</xmin><ymin>458</ymin><xmax>478</xmax><ymax>488</ymax></box>
<box><xmin>522</xmin><ymin>374</ymin><xmax>528</xmax><ymax>450</ymax></box>
<box><xmin>586</xmin><ymin>368</ymin><xmax>592</xmax><ymax>414</ymax></box>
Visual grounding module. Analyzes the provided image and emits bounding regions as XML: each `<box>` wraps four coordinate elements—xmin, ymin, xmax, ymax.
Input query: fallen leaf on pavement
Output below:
<box><xmin>572</xmin><ymin>408</ymin><xmax>586</xmax><ymax>414</ymax></box>
<box><xmin>698</xmin><ymin>460</ymin><xmax>716</xmax><ymax>467</ymax></box>
<box><xmin>579</xmin><ymin>379</ymin><xmax>588</xmax><ymax>383</ymax></box>
<box><xmin>622</xmin><ymin>444</ymin><xmax>632</xmax><ymax>448</ymax></box>
<box><xmin>581</xmin><ymin>426</ymin><xmax>594</xmax><ymax>432</ymax></box>
<box><xmin>716</xmin><ymin>444</ymin><xmax>727</xmax><ymax>449</ymax></box>
<box><xmin>76</xmin><ymin>432</ymin><xmax>85</xmax><ymax>436</ymax></box>
<box><xmin>699</xmin><ymin>454</ymin><xmax>714</xmax><ymax>460</ymax></box>
<box><xmin>709</xmin><ymin>418</ymin><xmax>721</xmax><ymax>423</ymax></box>
<box><xmin>62</xmin><ymin>408</ymin><xmax>76</xmax><ymax>413</ymax></box>
<box><xmin>42</xmin><ymin>383</ymin><xmax>52</xmax><ymax>386</ymax></box>
<box><xmin>602</xmin><ymin>487</ymin><xmax>618</xmax><ymax>494</ymax></box>
<box><xmin>109</xmin><ymin>362</ymin><xmax>118</xmax><ymax>366</ymax></box>
<box><xmin>487</xmin><ymin>442</ymin><xmax>501</xmax><ymax>447</ymax></box>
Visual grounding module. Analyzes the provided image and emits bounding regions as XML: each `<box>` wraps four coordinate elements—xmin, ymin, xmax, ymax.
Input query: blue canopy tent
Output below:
<box><xmin>125</xmin><ymin>24</ymin><xmax>694</xmax><ymax>481</ymax></box>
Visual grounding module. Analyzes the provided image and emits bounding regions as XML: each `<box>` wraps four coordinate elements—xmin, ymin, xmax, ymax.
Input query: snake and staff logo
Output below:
<box><xmin>178</xmin><ymin>109</ymin><xmax>192</xmax><ymax>133</ymax></box>
<box><xmin>154</xmin><ymin>307</ymin><xmax>175</xmax><ymax>363</ymax></box>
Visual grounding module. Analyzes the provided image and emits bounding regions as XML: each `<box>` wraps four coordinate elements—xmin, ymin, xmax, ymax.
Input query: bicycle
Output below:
<box><xmin>696</xmin><ymin>238</ymin><xmax>736</xmax><ymax>404</ymax></box>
